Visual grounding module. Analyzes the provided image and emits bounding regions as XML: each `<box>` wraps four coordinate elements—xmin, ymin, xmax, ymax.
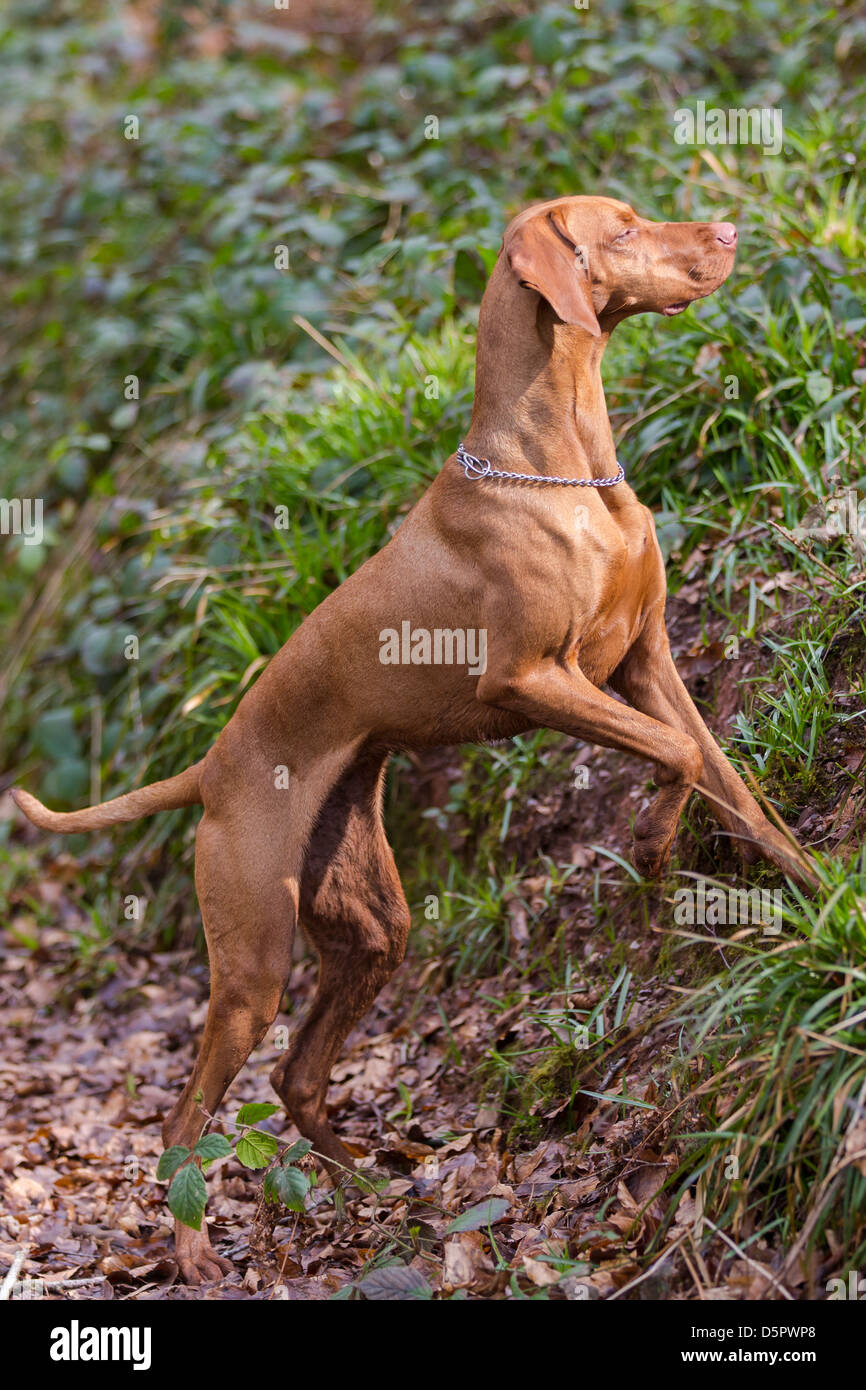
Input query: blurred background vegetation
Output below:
<box><xmin>2</xmin><ymin>0</ymin><xmax>866</xmax><ymax>1286</ymax></box>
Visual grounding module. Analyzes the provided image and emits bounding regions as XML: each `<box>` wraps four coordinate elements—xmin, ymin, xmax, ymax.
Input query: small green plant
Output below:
<box><xmin>157</xmin><ymin>1102</ymin><xmax>312</xmax><ymax>1232</ymax></box>
<box><xmin>262</xmin><ymin>1139</ymin><xmax>314</xmax><ymax>1212</ymax></box>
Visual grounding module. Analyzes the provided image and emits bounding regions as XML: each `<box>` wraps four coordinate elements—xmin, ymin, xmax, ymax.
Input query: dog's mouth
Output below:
<box><xmin>662</xmin><ymin>300</ymin><xmax>690</xmax><ymax>316</ymax></box>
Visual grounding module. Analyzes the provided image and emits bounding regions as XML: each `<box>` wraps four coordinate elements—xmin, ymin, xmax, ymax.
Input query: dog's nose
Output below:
<box><xmin>710</xmin><ymin>222</ymin><xmax>738</xmax><ymax>246</ymax></box>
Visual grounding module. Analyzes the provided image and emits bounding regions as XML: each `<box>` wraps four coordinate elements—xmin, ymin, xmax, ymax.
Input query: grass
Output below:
<box><xmin>671</xmin><ymin>849</ymin><xmax>866</xmax><ymax>1281</ymax></box>
<box><xmin>2</xmin><ymin>0</ymin><xmax>866</xmax><ymax>1292</ymax></box>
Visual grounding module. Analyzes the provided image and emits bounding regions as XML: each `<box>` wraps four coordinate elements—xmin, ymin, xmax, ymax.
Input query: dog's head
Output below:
<box><xmin>502</xmin><ymin>195</ymin><xmax>737</xmax><ymax>336</ymax></box>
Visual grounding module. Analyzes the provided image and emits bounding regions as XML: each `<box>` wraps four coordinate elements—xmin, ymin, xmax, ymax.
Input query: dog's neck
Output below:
<box><xmin>464</xmin><ymin>261</ymin><xmax>621</xmax><ymax>486</ymax></box>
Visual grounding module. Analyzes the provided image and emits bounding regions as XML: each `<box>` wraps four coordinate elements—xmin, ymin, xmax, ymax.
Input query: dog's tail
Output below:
<box><xmin>11</xmin><ymin>760</ymin><xmax>204</xmax><ymax>833</ymax></box>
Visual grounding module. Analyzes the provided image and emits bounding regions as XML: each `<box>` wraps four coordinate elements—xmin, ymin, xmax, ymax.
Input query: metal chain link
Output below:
<box><xmin>456</xmin><ymin>442</ymin><xmax>625</xmax><ymax>488</ymax></box>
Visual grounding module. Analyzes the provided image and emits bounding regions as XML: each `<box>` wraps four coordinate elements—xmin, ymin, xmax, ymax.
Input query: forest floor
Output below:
<box><xmin>1</xmin><ymin>590</ymin><xmax>850</xmax><ymax>1302</ymax></box>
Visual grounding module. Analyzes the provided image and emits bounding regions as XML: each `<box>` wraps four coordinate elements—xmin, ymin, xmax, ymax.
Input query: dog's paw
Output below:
<box><xmin>728</xmin><ymin>816</ymin><xmax>818</xmax><ymax>893</ymax></box>
<box><xmin>754</xmin><ymin>826</ymin><xmax>819</xmax><ymax>893</ymax></box>
<box><xmin>175</xmin><ymin>1222</ymin><xmax>234</xmax><ymax>1286</ymax></box>
<box><xmin>633</xmin><ymin>832</ymin><xmax>672</xmax><ymax>880</ymax></box>
<box><xmin>632</xmin><ymin>806</ymin><xmax>675</xmax><ymax>878</ymax></box>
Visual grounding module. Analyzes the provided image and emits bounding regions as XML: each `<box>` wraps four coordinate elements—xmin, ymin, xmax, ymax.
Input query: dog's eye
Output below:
<box><xmin>612</xmin><ymin>228</ymin><xmax>638</xmax><ymax>244</ymax></box>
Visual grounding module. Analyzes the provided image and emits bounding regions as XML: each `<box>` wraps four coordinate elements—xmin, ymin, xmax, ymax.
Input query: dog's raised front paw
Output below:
<box><xmin>633</xmin><ymin>836</ymin><xmax>673</xmax><ymax>879</ymax></box>
<box><xmin>633</xmin><ymin>809</ymin><xmax>675</xmax><ymax>879</ymax></box>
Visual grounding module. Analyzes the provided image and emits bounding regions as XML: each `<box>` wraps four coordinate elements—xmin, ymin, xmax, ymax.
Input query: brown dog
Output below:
<box><xmin>14</xmin><ymin>195</ymin><xmax>813</xmax><ymax>1282</ymax></box>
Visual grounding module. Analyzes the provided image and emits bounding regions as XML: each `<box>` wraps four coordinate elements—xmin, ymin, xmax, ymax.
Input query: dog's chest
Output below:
<box><xmin>566</xmin><ymin>506</ymin><xmax>664</xmax><ymax>681</ymax></box>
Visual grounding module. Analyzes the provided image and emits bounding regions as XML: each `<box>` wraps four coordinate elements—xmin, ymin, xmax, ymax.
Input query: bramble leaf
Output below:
<box><xmin>157</xmin><ymin>1146</ymin><xmax>190</xmax><ymax>1181</ymax></box>
<box><xmin>168</xmin><ymin>1163</ymin><xmax>207</xmax><ymax>1231</ymax></box>
<box><xmin>236</xmin><ymin>1128</ymin><xmax>279</xmax><ymax>1169</ymax></box>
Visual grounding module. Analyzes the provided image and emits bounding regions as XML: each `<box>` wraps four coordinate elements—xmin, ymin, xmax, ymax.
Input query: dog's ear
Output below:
<box><xmin>505</xmin><ymin>209</ymin><xmax>600</xmax><ymax>337</ymax></box>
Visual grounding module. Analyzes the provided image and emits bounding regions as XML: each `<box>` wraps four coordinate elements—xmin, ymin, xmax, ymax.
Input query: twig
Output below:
<box><xmin>680</xmin><ymin>1240</ymin><xmax>707</xmax><ymax>1300</ymax></box>
<box><xmin>608</xmin><ymin>1231</ymin><xmax>688</xmax><ymax>1300</ymax></box>
<box><xmin>43</xmin><ymin>1276</ymin><xmax>107</xmax><ymax>1290</ymax></box>
<box><xmin>0</xmin><ymin>1249</ymin><xmax>27</xmax><ymax>1300</ymax></box>
<box><xmin>292</xmin><ymin>314</ymin><xmax>375</xmax><ymax>387</ymax></box>
<box><xmin>269</xmin><ymin>1240</ymin><xmax>294</xmax><ymax>1299</ymax></box>
<box><xmin>703</xmin><ymin>1218</ymin><xmax>794</xmax><ymax>1300</ymax></box>
<box><xmin>764</xmin><ymin>517</ymin><xmax>843</xmax><ymax>585</ymax></box>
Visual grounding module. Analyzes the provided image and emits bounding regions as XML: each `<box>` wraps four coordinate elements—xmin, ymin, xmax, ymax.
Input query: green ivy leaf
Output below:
<box><xmin>453</xmin><ymin>248</ymin><xmax>487</xmax><ymax>304</ymax></box>
<box><xmin>356</xmin><ymin>1263</ymin><xmax>432</xmax><ymax>1301</ymax></box>
<box><xmin>194</xmin><ymin>1133</ymin><xmax>233</xmax><ymax>1166</ymax></box>
<box><xmin>275</xmin><ymin>1165</ymin><xmax>310</xmax><ymax>1212</ymax></box>
<box><xmin>236</xmin><ymin>1102</ymin><xmax>281</xmax><ymax>1126</ymax></box>
<box><xmin>168</xmin><ymin>1162</ymin><xmax>207</xmax><ymax>1231</ymax></box>
<box><xmin>157</xmin><ymin>1145</ymin><xmax>190</xmax><ymax>1181</ymax></box>
<box><xmin>446</xmin><ymin>1198</ymin><xmax>510</xmax><ymax>1233</ymax></box>
<box><xmin>805</xmin><ymin>372</ymin><xmax>834</xmax><ymax>406</ymax></box>
<box><xmin>263</xmin><ymin>1164</ymin><xmax>309</xmax><ymax>1211</ymax></box>
<box><xmin>525</xmin><ymin>16</ymin><xmax>563</xmax><ymax>64</ymax></box>
<box><xmin>236</xmin><ymin>1128</ymin><xmax>279</xmax><ymax>1169</ymax></box>
<box><xmin>282</xmin><ymin>1138</ymin><xmax>313</xmax><ymax>1165</ymax></box>
<box><xmin>33</xmin><ymin>709</ymin><xmax>81</xmax><ymax>760</ymax></box>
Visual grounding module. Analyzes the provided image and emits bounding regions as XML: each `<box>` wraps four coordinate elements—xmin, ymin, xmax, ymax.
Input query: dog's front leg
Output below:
<box><xmin>477</xmin><ymin>659</ymin><xmax>703</xmax><ymax>878</ymax></box>
<box><xmin>609</xmin><ymin>618</ymin><xmax>816</xmax><ymax>889</ymax></box>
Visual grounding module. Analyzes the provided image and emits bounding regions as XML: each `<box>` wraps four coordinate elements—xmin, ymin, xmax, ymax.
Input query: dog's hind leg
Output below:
<box><xmin>270</xmin><ymin>751</ymin><xmax>410</xmax><ymax>1178</ymax></box>
<box><xmin>162</xmin><ymin>743</ymin><xmax>356</xmax><ymax>1284</ymax></box>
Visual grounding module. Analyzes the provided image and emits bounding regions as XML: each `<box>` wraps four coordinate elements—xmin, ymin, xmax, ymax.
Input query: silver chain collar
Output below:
<box><xmin>457</xmin><ymin>442</ymin><xmax>625</xmax><ymax>489</ymax></box>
